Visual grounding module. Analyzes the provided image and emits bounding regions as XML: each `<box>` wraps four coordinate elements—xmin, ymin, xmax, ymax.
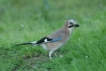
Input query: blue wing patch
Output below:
<box><xmin>51</xmin><ymin>38</ymin><xmax>62</xmax><ymax>42</ymax></box>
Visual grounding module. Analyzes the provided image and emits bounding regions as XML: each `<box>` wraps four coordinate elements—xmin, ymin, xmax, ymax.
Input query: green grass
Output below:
<box><xmin>0</xmin><ymin>0</ymin><xmax>106</xmax><ymax>71</ymax></box>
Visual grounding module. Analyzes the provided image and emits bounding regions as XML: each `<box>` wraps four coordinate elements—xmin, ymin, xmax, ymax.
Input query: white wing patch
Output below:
<box><xmin>44</xmin><ymin>39</ymin><xmax>48</xmax><ymax>42</ymax></box>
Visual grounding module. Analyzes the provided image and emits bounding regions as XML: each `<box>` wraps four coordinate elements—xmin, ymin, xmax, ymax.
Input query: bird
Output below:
<box><xmin>15</xmin><ymin>19</ymin><xmax>79</xmax><ymax>59</ymax></box>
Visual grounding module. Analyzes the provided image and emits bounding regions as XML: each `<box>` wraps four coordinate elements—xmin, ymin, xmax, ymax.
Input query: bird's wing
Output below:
<box><xmin>50</xmin><ymin>38</ymin><xmax>62</xmax><ymax>42</ymax></box>
<box><xmin>36</xmin><ymin>36</ymin><xmax>62</xmax><ymax>44</ymax></box>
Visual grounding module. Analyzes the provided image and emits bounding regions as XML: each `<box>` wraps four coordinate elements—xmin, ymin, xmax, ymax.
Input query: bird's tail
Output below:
<box><xmin>15</xmin><ymin>41</ymin><xmax>37</xmax><ymax>46</ymax></box>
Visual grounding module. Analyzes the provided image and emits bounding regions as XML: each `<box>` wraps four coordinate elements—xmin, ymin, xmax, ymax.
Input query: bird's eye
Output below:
<box><xmin>70</xmin><ymin>23</ymin><xmax>73</xmax><ymax>24</ymax></box>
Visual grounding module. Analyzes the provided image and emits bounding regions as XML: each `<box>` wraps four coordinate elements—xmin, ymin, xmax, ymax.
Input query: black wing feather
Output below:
<box><xmin>36</xmin><ymin>36</ymin><xmax>52</xmax><ymax>44</ymax></box>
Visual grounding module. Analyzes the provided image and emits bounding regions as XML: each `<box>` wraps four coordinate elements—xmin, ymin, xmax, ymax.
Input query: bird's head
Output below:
<box><xmin>64</xmin><ymin>19</ymin><xmax>79</xmax><ymax>33</ymax></box>
<box><xmin>66</xmin><ymin>19</ymin><xmax>79</xmax><ymax>28</ymax></box>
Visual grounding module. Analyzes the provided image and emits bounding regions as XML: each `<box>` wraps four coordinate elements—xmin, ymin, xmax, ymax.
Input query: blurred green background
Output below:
<box><xmin>0</xmin><ymin>0</ymin><xmax>106</xmax><ymax>71</ymax></box>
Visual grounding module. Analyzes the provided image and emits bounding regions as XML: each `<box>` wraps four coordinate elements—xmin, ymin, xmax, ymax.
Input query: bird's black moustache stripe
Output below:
<box><xmin>68</xmin><ymin>25</ymin><xmax>73</xmax><ymax>28</ymax></box>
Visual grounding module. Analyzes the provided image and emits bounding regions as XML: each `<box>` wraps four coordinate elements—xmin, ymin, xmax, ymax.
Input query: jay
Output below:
<box><xmin>15</xmin><ymin>19</ymin><xmax>79</xmax><ymax>59</ymax></box>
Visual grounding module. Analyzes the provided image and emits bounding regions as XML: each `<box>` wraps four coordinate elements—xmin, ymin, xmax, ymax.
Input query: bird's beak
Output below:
<box><xmin>74</xmin><ymin>24</ymin><xmax>79</xmax><ymax>27</ymax></box>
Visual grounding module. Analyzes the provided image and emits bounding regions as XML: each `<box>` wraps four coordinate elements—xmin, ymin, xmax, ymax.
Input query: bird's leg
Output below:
<box><xmin>49</xmin><ymin>50</ymin><xmax>54</xmax><ymax>59</ymax></box>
